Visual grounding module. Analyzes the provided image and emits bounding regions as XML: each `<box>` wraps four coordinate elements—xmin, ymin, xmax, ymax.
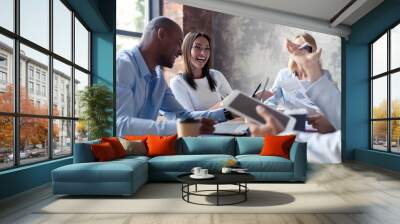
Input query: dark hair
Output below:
<box><xmin>181</xmin><ymin>32</ymin><xmax>216</xmax><ymax>91</ymax></box>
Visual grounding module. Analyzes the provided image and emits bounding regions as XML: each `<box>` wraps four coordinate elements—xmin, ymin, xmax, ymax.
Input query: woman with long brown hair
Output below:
<box><xmin>170</xmin><ymin>31</ymin><xmax>232</xmax><ymax>111</ymax></box>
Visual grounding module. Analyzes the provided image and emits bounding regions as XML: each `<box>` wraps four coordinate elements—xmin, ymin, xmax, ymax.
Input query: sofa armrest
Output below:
<box><xmin>73</xmin><ymin>140</ymin><xmax>100</xmax><ymax>163</ymax></box>
<box><xmin>289</xmin><ymin>142</ymin><xmax>307</xmax><ymax>181</ymax></box>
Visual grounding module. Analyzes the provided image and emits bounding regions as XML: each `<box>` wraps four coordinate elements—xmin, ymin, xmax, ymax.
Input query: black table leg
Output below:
<box><xmin>217</xmin><ymin>184</ymin><xmax>219</xmax><ymax>206</ymax></box>
<box><xmin>245</xmin><ymin>183</ymin><xmax>247</xmax><ymax>201</ymax></box>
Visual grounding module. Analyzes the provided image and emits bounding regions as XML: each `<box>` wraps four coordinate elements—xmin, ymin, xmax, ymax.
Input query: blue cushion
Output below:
<box><xmin>52</xmin><ymin>159</ymin><xmax>147</xmax><ymax>183</ymax></box>
<box><xmin>236</xmin><ymin>155</ymin><xmax>293</xmax><ymax>172</ymax></box>
<box><xmin>236</xmin><ymin>137</ymin><xmax>264</xmax><ymax>155</ymax></box>
<box><xmin>149</xmin><ymin>154</ymin><xmax>235</xmax><ymax>172</ymax></box>
<box><xmin>73</xmin><ymin>140</ymin><xmax>100</xmax><ymax>163</ymax></box>
<box><xmin>177</xmin><ymin>137</ymin><xmax>235</xmax><ymax>155</ymax></box>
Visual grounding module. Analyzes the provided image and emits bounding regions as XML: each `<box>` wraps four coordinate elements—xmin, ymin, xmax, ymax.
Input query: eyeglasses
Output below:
<box><xmin>192</xmin><ymin>45</ymin><xmax>211</xmax><ymax>52</ymax></box>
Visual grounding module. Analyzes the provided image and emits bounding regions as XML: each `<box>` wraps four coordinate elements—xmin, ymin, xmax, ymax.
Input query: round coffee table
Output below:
<box><xmin>177</xmin><ymin>173</ymin><xmax>255</xmax><ymax>206</ymax></box>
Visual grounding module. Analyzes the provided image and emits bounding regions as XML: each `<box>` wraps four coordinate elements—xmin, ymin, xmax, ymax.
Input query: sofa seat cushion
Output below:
<box><xmin>236</xmin><ymin>155</ymin><xmax>293</xmax><ymax>172</ymax></box>
<box><xmin>149</xmin><ymin>154</ymin><xmax>235</xmax><ymax>172</ymax></box>
<box><xmin>53</xmin><ymin>159</ymin><xmax>147</xmax><ymax>183</ymax></box>
<box><xmin>177</xmin><ymin>137</ymin><xmax>236</xmax><ymax>155</ymax></box>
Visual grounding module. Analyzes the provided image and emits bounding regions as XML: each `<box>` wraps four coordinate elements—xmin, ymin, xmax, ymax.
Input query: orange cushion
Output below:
<box><xmin>259</xmin><ymin>135</ymin><xmax>296</xmax><ymax>159</ymax></box>
<box><xmin>91</xmin><ymin>142</ymin><xmax>118</xmax><ymax>161</ymax></box>
<box><xmin>146</xmin><ymin>135</ymin><xmax>177</xmax><ymax>157</ymax></box>
<box><xmin>101</xmin><ymin>137</ymin><xmax>127</xmax><ymax>158</ymax></box>
<box><xmin>124</xmin><ymin>135</ymin><xmax>148</xmax><ymax>141</ymax></box>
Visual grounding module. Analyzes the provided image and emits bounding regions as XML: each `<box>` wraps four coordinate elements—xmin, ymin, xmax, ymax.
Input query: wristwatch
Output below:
<box><xmin>223</xmin><ymin>109</ymin><xmax>234</xmax><ymax>120</ymax></box>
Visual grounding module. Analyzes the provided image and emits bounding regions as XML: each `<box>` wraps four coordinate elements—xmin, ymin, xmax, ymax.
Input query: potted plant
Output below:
<box><xmin>79</xmin><ymin>84</ymin><xmax>113</xmax><ymax>140</ymax></box>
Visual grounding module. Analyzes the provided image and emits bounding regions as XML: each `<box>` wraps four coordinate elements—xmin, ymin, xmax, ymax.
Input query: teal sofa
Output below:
<box><xmin>52</xmin><ymin>137</ymin><xmax>307</xmax><ymax>196</ymax></box>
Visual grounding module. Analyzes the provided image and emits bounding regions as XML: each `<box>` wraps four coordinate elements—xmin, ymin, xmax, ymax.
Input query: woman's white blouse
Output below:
<box><xmin>170</xmin><ymin>69</ymin><xmax>233</xmax><ymax>111</ymax></box>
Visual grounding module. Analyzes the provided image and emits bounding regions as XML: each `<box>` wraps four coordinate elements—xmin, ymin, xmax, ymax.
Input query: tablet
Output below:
<box><xmin>223</xmin><ymin>90</ymin><xmax>296</xmax><ymax>133</ymax></box>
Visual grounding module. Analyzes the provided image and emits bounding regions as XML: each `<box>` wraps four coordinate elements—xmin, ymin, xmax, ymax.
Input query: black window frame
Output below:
<box><xmin>370</xmin><ymin>20</ymin><xmax>400</xmax><ymax>154</ymax></box>
<box><xmin>0</xmin><ymin>0</ymin><xmax>92</xmax><ymax>171</ymax></box>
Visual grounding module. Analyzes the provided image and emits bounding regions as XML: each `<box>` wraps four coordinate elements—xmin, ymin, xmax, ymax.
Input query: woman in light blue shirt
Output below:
<box><xmin>264</xmin><ymin>33</ymin><xmax>341</xmax><ymax>133</ymax></box>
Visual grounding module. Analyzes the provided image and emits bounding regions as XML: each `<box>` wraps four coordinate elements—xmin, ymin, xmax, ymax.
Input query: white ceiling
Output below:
<box><xmin>225</xmin><ymin>0</ymin><xmax>352</xmax><ymax>22</ymax></box>
<box><xmin>171</xmin><ymin>0</ymin><xmax>384</xmax><ymax>38</ymax></box>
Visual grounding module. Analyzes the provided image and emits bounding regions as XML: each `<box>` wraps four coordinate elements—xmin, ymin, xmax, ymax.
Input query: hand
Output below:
<box><xmin>307</xmin><ymin>114</ymin><xmax>336</xmax><ymax>134</ymax></box>
<box><xmin>247</xmin><ymin>106</ymin><xmax>284</xmax><ymax>136</ymax></box>
<box><xmin>199</xmin><ymin>118</ymin><xmax>215</xmax><ymax>134</ymax></box>
<box><xmin>286</xmin><ymin>39</ymin><xmax>322</xmax><ymax>83</ymax></box>
<box><xmin>209</xmin><ymin>101</ymin><xmax>224</xmax><ymax>110</ymax></box>
<box><xmin>255</xmin><ymin>90</ymin><xmax>274</xmax><ymax>101</ymax></box>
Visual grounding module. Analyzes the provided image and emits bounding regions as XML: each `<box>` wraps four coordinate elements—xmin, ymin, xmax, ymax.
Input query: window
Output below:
<box><xmin>116</xmin><ymin>0</ymin><xmax>149</xmax><ymax>53</ymax></box>
<box><xmin>35</xmin><ymin>70</ymin><xmax>40</xmax><ymax>81</ymax></box>
<box><xmin>28</xmin><ymin>67</ymin><xmax>34</xmax><ymax>80</ymax></box>
<box><xmin>36</xmin><ymin>83</ymin><xmax>40</xmax><ymax>95</ymax></box>
<box><xmin>42</xmin><ymin>85</ymin><xmax>46</xmax><ymax>97</ymax></box>
<box><xmin>0</xmin><ymin>0</ymin><xmax>91</xmax><ymax>170</ymax></box>
<box><xmin>0</xmin><ymin>72</ymin><xmax>6</xmax><ymax>86</ymax></box>
<box><xmin>28</xmin><ymin>81</ymin><xmax>34</xmax><ymax>94</ymax></box>
<box><xmin>0</xmin><ymin>0</ymin><xmax>14</xmax><ymax>32</ymax></box>
<box><xmin>371</xmin><ymin>23</ymin><xmax>400</xmax><ymax>154</ymax></box>
<box><xmin>0</xmin><ymin>54</ymin><xmax>8</xmax><ymax>87</ymax></box>
<box><xmin>0</xmin><ymin>54</ymin><xmax>7</xmax><ymax>67</ymax></box>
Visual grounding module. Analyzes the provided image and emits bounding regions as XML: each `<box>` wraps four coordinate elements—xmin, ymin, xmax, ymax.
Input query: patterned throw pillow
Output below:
<box><xmin>118</xmin><ymin>138</ymin><xmax>147</xmax><ymax>156</ymax></box>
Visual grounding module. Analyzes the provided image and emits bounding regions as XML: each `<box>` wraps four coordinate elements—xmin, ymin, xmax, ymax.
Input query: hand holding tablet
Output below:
<box><xmin>222</xmin><ymin>90</ymin><xmax>297</xmax><ymax>134</ymax></box>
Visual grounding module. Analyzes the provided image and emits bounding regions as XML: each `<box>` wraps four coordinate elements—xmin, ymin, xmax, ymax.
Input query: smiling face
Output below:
<box><xmin>158</xmin><ymin>26</ymin><xmax>183</xmax><ymax>68</ymax></box>
<box><xmin>190</xmin><ymin>36</ymin><xmax>211</xmax><ymax>71</ymax></box>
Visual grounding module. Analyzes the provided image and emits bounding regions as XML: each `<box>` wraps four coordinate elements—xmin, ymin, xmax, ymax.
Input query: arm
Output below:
<box><xmin>214</xmin><ymin>70</ymin><xmax>233</xmax><ymax>98</ymax></box>
<box><xmin>305</xmin><ymin>71</ymin><xmax>341</xmax><ymax>130</ymax></box>
<box><xmin>169</xmin><ymin>77</ymin><xmax>196</xmax><ymax>111</ymax></box>
<box><xmin>160</xmin><ymin>87</ymin><xmax>226</xmax><ymax>122</ymax></box>
<box><xmin>116</xmin><ymin>52</ymin><xmax>177</xmax><ymax>136</ymax></box>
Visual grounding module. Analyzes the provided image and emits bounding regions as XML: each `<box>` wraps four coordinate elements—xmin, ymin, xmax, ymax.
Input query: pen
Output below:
<box><xmin>251</xmin><ymin>83</ymin><xmax>261</xmax><ymax>98</ymax></box>
<box><xmin>259</xmin><ymin>76</ymin><xmax>269</xmax><ymax>100</ymax></box>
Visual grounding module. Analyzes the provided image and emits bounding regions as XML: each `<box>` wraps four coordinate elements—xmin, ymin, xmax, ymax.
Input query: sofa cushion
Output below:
<box><xmin>101</xmin><ymin>137</ymin><xmax>127</xmax><ymax>158</ymax></box>
<box><xmin>236</xmin><ymin>155</ymin><xmax>293</xmax><ymax>172</ymax></box>
<box><xmin>260</xmin><ymin>135</ymin><xmax>296</xmax><ymax>159</ymax></box>
<box><xmin>73</xmin><ymin>139</ymin><xmax>100</xmax><ymax>163</ymax></box>
<box><xmin>119</xmin><ymin>138</ymin><xmax>147</xmax><ymax>156</ymax></box>
<box><xmin>147</xmin><ymin>135</ymin><xmax>177</xmax><ymax>157</ymax></box>
<box><xmin>52</xmin><ymin>159</ymin><xmax>147</xmax><ymax>183</ymax></box>
<box><xmin>124</xmin><ymin>135</ymin><xmax>148</xmax><ymax>141</ymax></box>
<box><xmin>236</xmin><ymin>137</ymin><xmax>263</xmax><ymax>155</ymax></box>
<box><xmin>91</xmin><ymin>142</ymin><xmax>118</xmax><ymax>162</ymax></box>
<box><xmin>177</xmin><ymin>137</ymin><xmax>235</xmax><ymax>155</ymax></box>
<box><xmin>148</xmin><ymin>154</ymin><xmax>235</xmax><ymax>172</ymax></box>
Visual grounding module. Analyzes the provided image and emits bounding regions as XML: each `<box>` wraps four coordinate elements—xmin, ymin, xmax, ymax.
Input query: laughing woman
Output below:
<box><xmin>170</xmin><ymin>32</ymin><xmax>232</xmax><ymax>111</ymax></box>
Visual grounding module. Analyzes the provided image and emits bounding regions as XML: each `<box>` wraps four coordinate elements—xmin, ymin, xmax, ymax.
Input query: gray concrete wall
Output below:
<box><xmin>212</xmin><ymin>14</ymin><xmax>341</xmax><ymax>94</ymax></box>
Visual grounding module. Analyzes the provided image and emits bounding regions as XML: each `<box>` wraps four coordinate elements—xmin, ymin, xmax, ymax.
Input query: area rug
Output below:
<box><xmin>37</xmin><ymin>183</ymin><xmax>361</xmax><ymax>214</ymax></box>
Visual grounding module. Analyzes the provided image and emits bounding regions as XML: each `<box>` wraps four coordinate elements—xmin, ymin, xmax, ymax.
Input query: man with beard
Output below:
<box><xmin>116</xmin><ymin>17</ymin><xmax>227</xmax><ymax>136</ymax></box>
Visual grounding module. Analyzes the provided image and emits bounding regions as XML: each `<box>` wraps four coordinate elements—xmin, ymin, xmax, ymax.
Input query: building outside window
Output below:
<box><xmin>0</xmin><ymin>0</ymin><xmax>92</xmax><ymax>170</ymax></box>
<box><xmin>116</xmin><ymin>0</ymin><xmax>149</xmax><ymax>53</ymax></box>
<box><xmin>371</xmin><ymin>23</ymin><xmax>400</xmax><ymax>154</ymax></box>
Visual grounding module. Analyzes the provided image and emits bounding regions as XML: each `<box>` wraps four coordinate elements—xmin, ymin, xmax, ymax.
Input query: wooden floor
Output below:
<box><xmin>1</xmin><ymin>162</ymin><xmax>400</xmax><ymax>224</ymax></box>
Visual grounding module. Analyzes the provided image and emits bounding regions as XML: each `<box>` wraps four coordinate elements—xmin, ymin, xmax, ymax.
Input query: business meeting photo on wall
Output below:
<box><xmin>9</xmin><ymin>0</ymin><xmax>400</xmax><ymax>223</ymax></box>
<box><xmin>116</xmin><ymin>1</ymin><xmax>342</xmax><ymax>165</ymax></box>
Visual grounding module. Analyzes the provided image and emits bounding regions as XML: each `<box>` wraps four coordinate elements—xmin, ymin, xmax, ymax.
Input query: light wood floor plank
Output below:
<box><xmin>1</xmin><ymin>162</ymin><xmax>400</xmax><ymax>224</ymax></box>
